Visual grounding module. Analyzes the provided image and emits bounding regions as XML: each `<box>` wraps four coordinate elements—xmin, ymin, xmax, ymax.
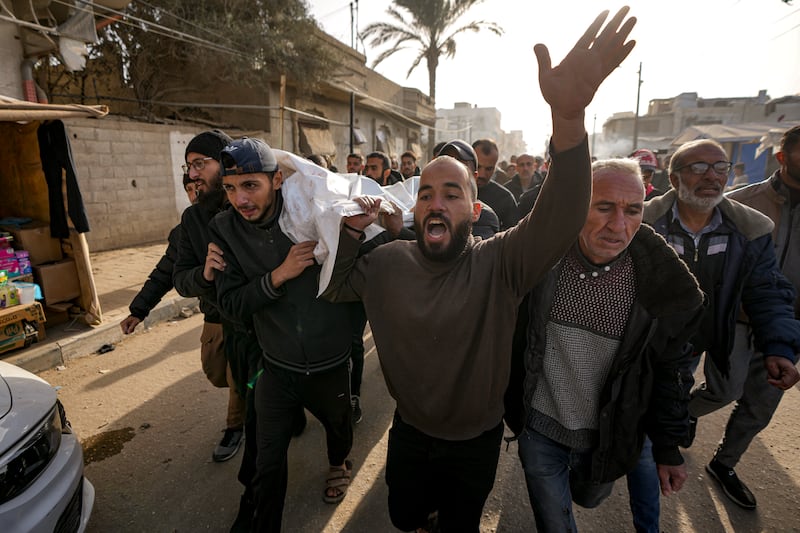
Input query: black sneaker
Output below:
<box><xmin>212</xmin><ymin>427</ymin><xmax>243</xmax><ymax>462</ymax></box>
<box><xmin>706</xmin><ymin>459</ymin><xmax>757</xmax><ymax>509</ymax></box>
<box><xmin>351</xmin><ymin>395</ymin><xmax>363</xmax><ymax>425</ymax></box>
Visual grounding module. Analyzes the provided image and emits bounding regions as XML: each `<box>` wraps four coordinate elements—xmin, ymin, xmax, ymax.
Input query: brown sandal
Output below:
<box><xmin>323</xmin><ymin>459</ymin><xmax>352</xmax><ymax>504</ymax></box>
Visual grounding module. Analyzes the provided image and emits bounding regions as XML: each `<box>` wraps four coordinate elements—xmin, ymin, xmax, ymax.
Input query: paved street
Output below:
<box><xmin>40</xmin><ymin>313</ymin><xmax>800</xmax><ymax>532</ymax></box>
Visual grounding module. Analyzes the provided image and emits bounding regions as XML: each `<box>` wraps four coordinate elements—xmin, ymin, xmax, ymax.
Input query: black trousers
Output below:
<box><xmin>222</xmin><ymin>324</ymin><xmax>261</xmax><ymax>499</ymax></box>
<box><xmin>252</xmin><ymin>361</ymin><xmax>352</xmax><ymax>533</ymax></box>
<box><xmin>386</xmin><ymin>412</ymin><xmax>504</xmax><ymax>533</ymax></box>
<box><xmin>36</xmin><ymin>120</ymin><xmax>90</xmax><ymax>238</ymax></box>
<box><xmin>349</xmin><ymin>302</ymin><xmax>368</xmax><ymax>397</ymax></box>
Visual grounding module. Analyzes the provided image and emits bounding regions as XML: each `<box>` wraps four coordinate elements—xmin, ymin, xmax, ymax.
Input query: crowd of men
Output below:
<box><xmin>120</xmin><ymin>7</ymin><xmax>799</xmax><ymax>533</ymax></box>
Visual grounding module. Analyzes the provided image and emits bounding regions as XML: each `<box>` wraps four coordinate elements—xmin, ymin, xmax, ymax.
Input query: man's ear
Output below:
<box><xmin>775</xmin><ymin>151</ymin><xmax>785</xmax><ymax>166</ymax></box>
<box><xmin>273</xmin><ymin>170</ymin><xmax>284</xmax><ymax>189</ymax></box>
<box><xmin>382</xmin><ymin>168</ymin><xmax>391</xmax><ymax>180</ymax></box>
<box><xmin>472</xmin><ymin>201</ymin><xmax>482</xmax><ymax>222</ymax></box>
<box><xmin>668</xmin><ymin>172</ymin><xmax>679</xmax><ymax>190</ymax></box>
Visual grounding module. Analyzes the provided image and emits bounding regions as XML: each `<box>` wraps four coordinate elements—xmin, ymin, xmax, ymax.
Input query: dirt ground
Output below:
<box><xmin>41</xmin><ymin>313</ymin><xmax>800</xmax><ymax>532</ymax></box>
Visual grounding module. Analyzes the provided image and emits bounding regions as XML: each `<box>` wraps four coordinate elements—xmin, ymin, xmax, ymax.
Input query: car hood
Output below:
<box><xmin>0</xmin><ymin>361</ymin><xmax>57</xmax><ymax>449</ymax></box>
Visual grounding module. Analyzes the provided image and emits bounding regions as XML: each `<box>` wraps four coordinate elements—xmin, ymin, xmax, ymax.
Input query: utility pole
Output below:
<box><xmin>350</xmin><ymin>2</ymin><xmax>355</xmax><ymax>48</ymax></box>
<box><xmin>350</xmin><ymin>92</ymin><xmax>355</xmax><ymax>154</ymax></box>
<box><xmin>632</xmin><ymin>62</ymin><xmax>642</xmax><ymax>151</ymax></box>
<box><xmin>280</xmin><ymin>74</ymin><xmax>286</xmax><ymax>150</ymax></box>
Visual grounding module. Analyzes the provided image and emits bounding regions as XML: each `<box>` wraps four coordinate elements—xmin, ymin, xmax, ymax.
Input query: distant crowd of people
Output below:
<box><xmin>119</xmin><ymin>7</ymin><xmax>799</xmax><ymax>533</ymax></box>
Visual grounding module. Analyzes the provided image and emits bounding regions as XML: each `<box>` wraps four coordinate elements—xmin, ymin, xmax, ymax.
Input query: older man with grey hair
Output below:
<box><xmin>514</xmin><ymin>158</ymin><xmax>703</xmax><ymax>532</ymax></box>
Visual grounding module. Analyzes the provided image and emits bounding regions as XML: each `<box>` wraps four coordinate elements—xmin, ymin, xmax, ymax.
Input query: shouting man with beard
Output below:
<box><xmin>322</xmin><ymin>8</ymin><xmax>638</xmax><ymax>532</ymax></box>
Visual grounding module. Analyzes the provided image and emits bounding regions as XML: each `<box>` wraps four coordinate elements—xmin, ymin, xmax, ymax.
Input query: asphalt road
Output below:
<box><xmin>40</xmin><ymin>313</ymin><xmax>800</xmax><ymax>532</ymax></box>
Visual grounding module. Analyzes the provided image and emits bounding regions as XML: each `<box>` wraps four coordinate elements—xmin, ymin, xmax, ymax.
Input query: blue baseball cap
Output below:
<box><xmin>221</xmin><ymin>137</ymin><xmax>279</xmax><ymax>176</ymax></box>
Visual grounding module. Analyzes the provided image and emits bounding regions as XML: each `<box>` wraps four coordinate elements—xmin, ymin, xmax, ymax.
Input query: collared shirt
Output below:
<box><xmin>666</xmin><ymin>203</ymin><xmax>728</xmax><ymax>353</ymax></box>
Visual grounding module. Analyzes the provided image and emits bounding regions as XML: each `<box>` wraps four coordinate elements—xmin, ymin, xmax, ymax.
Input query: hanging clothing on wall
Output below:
<box><xmin>36</xmin><ymin>120</ymin><xmax>90</xmax><ymax>238</ymax></box>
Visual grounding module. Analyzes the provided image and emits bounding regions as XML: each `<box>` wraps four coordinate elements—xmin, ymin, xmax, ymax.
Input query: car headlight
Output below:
<box><xmin>0</xmin><ymin>404</ymin><xmax>63</xmax><ymax>504</ymax></box>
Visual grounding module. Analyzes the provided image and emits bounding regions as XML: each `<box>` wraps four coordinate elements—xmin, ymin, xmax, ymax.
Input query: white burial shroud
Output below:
<box><xmin>274</xmin><ymin>150</ymin><xmax>418</xmax><ymax>296</ymax></box>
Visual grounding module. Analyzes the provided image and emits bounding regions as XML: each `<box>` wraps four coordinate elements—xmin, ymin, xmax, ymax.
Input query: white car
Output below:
<box><xmin>0</xmin><ymin>361</ymin><xmax>94</xmax><ymax>532</ymax></box>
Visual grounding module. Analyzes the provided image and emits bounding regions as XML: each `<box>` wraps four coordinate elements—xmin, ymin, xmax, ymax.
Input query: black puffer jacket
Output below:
<box><xmin>519</xmin><ymin>225</ymin><xmax>704</xmax><ymax>483</ymax></box>
<box><xmin>128</xmin><ymin>224</ymin><xmax>182</xmax><ymax>320</ymax></box>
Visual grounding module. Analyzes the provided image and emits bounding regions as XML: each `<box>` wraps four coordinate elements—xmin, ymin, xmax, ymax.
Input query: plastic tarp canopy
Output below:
<box><xmin>275</xmin><ymin>149</ymin><xmax>417</xmax><ymax>296</ymax></box>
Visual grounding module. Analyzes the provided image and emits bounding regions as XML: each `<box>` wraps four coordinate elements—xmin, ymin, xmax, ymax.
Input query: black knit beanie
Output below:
<box><xmin>185</xmin><ymin>129</ymin><xmax>233</xmax><ymax>161</ymax></box>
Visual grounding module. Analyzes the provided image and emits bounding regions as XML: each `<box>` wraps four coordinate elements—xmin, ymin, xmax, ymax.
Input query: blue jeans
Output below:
<box><xmin>626</xmin><ymin>437</ymin><xmax>660</xmax><ymax>533</ymax></box>
<box><xmin>517</xmin><ymin>429</ymin><xmax>613</xmax><ymax>533</ymax></box>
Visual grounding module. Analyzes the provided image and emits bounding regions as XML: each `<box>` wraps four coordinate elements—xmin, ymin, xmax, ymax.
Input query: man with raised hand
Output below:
<box><xmin>323</xmin><ymin>8</ymin><xmax>637</xmax><ymax>532</ymax></box>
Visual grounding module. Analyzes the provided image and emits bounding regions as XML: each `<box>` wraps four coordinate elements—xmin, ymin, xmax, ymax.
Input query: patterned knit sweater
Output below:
<box><xmin>529</xmin><ymin>247</ymin><xmax>636</xmax><ymax>449</ymax></box>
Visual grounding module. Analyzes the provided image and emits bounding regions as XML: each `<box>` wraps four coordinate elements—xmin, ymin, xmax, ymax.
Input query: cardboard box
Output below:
<box><xmin>0</xmin><ymin>302</ymin><xmax>46</xmax><ymax>355</ymax></box>
<box><xmin>0</xmin><ymin>222</ymin><xmax>62</xmax><ymax>266</ymax></box>
<box><xmin>44</xmin><ymin>302</ymin><xmax>72</xmax><ymax>326</ymax></box>
<box><xmin>33</xmin><ymin>259</ymin><xmax>81</xmax><ymax>305</ymax></box>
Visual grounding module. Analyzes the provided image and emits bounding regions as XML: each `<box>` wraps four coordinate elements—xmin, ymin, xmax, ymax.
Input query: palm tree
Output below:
<box><xmin>361</xmin><ymin>0</ymin><xmax>502</xmax><ymax>103</ymax></box>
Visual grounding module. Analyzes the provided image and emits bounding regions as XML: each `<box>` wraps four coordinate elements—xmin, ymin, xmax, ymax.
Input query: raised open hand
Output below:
<box><xmin>535</xmin><ymin>7</ymin><xmax>636</xmax><ymax>122</ymax></box>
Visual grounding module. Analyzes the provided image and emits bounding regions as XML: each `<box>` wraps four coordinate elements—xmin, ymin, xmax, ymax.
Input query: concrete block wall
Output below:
<box><xmin>0</xmin><ymin>22</ymin><xmax>23</xmax><ymax>100</ymax></box>
<box><xmin>64</xmin><ymin>117</ymin><xmax>184</xmax><ymax>252</ymax></box>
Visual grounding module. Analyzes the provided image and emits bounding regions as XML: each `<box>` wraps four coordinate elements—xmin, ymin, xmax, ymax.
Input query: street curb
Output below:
<box><xmin>6</xmin><ymin>296</ymin><xmax>199</xmax><ymax>374</ymax></box>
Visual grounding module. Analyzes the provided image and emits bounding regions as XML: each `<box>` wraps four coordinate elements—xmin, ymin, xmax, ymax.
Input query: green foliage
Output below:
<box><xmin>361</xmin><ymin>0</ymin><xmax>502</xmax><ymax>102</ymax></box>
<box><xmin>37</xmin><ymin>0</ymin><xmax>335</xmax><ymax>120</ymax></box>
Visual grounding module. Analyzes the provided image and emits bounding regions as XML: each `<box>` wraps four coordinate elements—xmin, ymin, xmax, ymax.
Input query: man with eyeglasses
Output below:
<box><xmin>631</xmin><ymin>138</ymin><xmax>800</xmax><ymax>526</ymax></box>
<box><xmin>702</xmin><ymin>125</ymin><xmax>800</xmax><ymax>509</ymax></box>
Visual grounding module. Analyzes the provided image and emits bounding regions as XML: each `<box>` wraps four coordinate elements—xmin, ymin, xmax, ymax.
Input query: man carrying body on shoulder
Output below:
<box><xmin>346</xmin><ymin>153</ymin><xmax>364</xmax><ymax>175</ymax></box>
<box><xmin>400</xmin><ymin>151</ymin><xmax>420</xmax><ymax>180</ymax></box>
<box><xmin>209</xmin><ymin>138</ymin><xmax>356</xmax><ymax>532</ymax></box>
<box><xmin>515</xmin><ymin>158</ymin><xmax>703</xmax><ymax>533</ymax></box>
<box><xmin>365</xmin><ymin>151</ymin><xmax>403</xmax><ymax>186</ymax></box>
<box><xmin>472</xmin><ymin>138</ymin><xmax>520</xmax><ymax>230</ymax></box>
<box><xmin>322</xmin><ymin>8</ymin><xmax>638</xmax><ymax>531</ymax></box>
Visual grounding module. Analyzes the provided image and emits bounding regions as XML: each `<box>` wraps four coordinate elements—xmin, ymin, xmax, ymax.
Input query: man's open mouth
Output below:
<box><xmin>425</xmin><ymin>217</ymin><xmax>449</xmax><ymax>241</ymax></box>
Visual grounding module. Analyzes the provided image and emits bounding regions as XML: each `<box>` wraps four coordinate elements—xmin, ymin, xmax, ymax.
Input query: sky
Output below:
<box><xmin>305</xmin><ymin>0</ymin><xmax>800</xmax><ymax>155</ymax></box>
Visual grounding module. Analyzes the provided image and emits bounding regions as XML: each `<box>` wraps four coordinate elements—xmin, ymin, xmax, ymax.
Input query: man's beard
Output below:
<box><xmin>677</xmin><ymin>177</ymin><xmax>723</xmax><ymax>212</ymax></box>
<box><xmin>414</xmin><ymin>215</ymin><xmax>472</xmax><ymax>262</ymax></box>
<box><xmin>783</xmin><ymin>165</ymin><xmax>800</xmax><ymax>189</ymax></box>
<box><xmin>197</xmin><ymin>186</ymin><xmax>226</xmax><ymax>211</ymax></box>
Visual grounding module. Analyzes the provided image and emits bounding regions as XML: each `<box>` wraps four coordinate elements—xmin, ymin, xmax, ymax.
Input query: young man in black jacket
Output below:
<box><xmin>209</xmin><ymin>137</ymin><xmax>355</xmax><ymax>532</ymax></box>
